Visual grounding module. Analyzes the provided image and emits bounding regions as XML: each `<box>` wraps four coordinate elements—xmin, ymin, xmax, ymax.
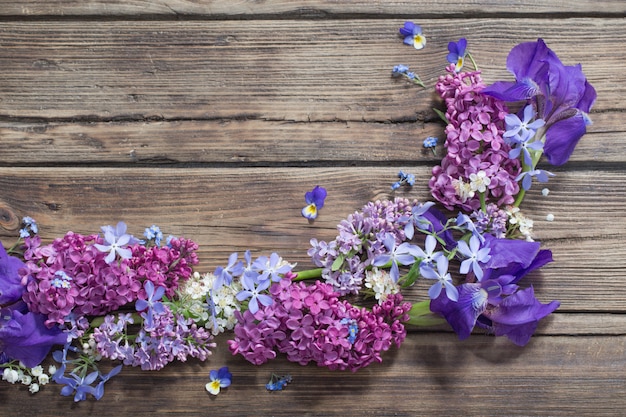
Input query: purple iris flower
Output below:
<box><xmin>301</xmin><ymin>185</ymin><xmax>327</xmax><ymax>220</ymax></box>
<box><xmin>430</xmin><ymin>235</ymin><xmax>558</xmax><ymax>345</ymax></box>
<box><xmin>0</xmin><ymin>304</ymin><xmax>67</xmax><ymax>368</ymax></box>
<box><xmin>482</xmin><ymin>39</ymin><xmax>596</xmax><ymax>165</ymax></box>
<box><xmin>446</xmin><ymin>38</ymin><xmax>467</xmax><ymax>72</ymax></box>
<box><xmin>0</xmin><ymin>244</ymin><xmax>26</xmax><ymax>305</ymax></box>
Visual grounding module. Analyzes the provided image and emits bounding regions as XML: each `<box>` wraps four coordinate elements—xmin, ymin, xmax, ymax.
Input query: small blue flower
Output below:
<box><xmin>456</xmin><ymin>235</ymin><xmax>491</xmax><ymax>281</ymax></box>
<box><xmin>392</xmin><ymin>64</ymin><xmax>409</xmax><ymax>76</ymax></box>
<box><xmin>399</xmin><ymin>22</ymin><xmax>426</xmax><ymax>50</ymax></box>
<box><xmin>372</xmin><ymin>233</ymin><xmax>421</xmax><ymax>282</ymax></box>
<box><xmin>391</xmin><ymin>171</ymin><xmax>416</xmax><ymax>191</ymax></box>
<box><xmin>94</xmin><ymin>222</ymin><xmax>136</xmax><ymax>264</ymax></box>
<box><xmin>135</xmin><ymin>280</ymin><xmax>166</xmax><ymax>330</ymax></box>
<box><xmin>266</xmin><ymin>373</ymin><xmax>292</xmax><ymax>392</ymax></box>
<box><xmin>420</xmin><ymin>256</ymin><xmax>458</xmax><ymax>302</ymax></box>
<box><xmin>19</xmin><ymin>216</ymin><xmax>38</xmax><ymax>238</ymax></box>
<box><xmin>143</xmin><ymin>225</ymin><xmax>164</xmax><ymax>246</ymax></box>
<box><xmin>423</xmin><ymin>136</ymin><xmax>438</xmax><ymax>149</ymax></box>
<box><xmin>515</xmin><ymin>169</ymin><xmax>555</xmax><ymax>191</ymax></box>
<box><xmin>301</xmin><ymin>186</ymin><xmax>327</xmax><ymax>220</ymax></box>
<box><xmin>341</xmin><ymin>318</ymin><xmax>359</xmax><ymax>344</ymax></box>
<box><xmin>206</xmin><ymin>366</ymin><xmax>232</xmax><ymax>395</ymax></box>
<box><xmin>504</xmin><ymin>105</ymin><xmax>546</xmax><ymax>143</ymax></box>
<box><xmin>236</xmin><ymin>272</ymin><xmax>273</xmax><ymax>314</ymax></box>
<box><xmin>51</xmin><ymin>271</ymin><xmax>73</xmax><ymax>289</ymax></box>
<box><xmin>214</xmin><ymin>252</ymin><xmax>244</xmax><ymax>290</ymax></box>
<box><xmin>447</xmin><ymin>38</ymin><xmax>468</xmax><ymax>72</ymax></box>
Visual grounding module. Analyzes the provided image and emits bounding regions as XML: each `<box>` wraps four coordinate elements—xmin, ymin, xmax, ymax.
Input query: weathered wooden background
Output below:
<box><xmin>1</xmin><ymin>1</ymin><xmax>625</xmax><ymax>416</ymax></box>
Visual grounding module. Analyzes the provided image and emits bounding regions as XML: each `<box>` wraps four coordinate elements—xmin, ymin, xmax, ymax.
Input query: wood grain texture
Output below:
<box><xmin>1</xmin><ymin>0</ymin><xmax>625</xmax><ymax>17</ymax></box>
<box><xmin>0</xmin><ymin>112</ymin><xmax>622</xmax><ymax>165</ymax></box>
<box><xmin>1</xmin><ymin>334</ymin><xmax>624</xmax><ymax>417</ymax></box>
<box><xmin>0</xmin><ymin>19</ymin><xmax>622</xmax><ymax>121</ymax></box>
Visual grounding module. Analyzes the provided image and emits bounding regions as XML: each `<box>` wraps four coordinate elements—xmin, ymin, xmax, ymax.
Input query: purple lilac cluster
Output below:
<box><xmin>308</xmin><ymin>198</ymin><xmax>416</xmax><ymax>295</ymax></box>
<box><xmin>93</xmin><ymin>308</ymin><xmax>215</xmax><ymax>371</ymax></box>
<box><xmin>228</xmin><ymin>278</ymin><xmax>411</xmax><ymax>371</ymax></box>
<box><xmin>429</xmin><ymin>64</ymin><xmax>521</xmax><ymax>212</ymax></box>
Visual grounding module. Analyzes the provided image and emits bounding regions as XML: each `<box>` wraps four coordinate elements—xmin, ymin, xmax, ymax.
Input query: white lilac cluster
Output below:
<box><xmin>2</xmin><ymin>363</ymin><xmax>55</xmax><ymax>394</ymax></box>
<box><xmin>179</xmin><ymin>272</ymin><xmax>242</xmax><ymax>335</ymax></box>
<box><xmin>363</xmin><ymin>267</ymin><xmax>400</xmax><ymax>303</ymax></box>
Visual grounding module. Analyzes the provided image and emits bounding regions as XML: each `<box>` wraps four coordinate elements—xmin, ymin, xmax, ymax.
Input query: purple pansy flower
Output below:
<box><xmin>446</xmin><ymin>38</ymin><xmax>467</xmax><ymax>72</ymax></box>
<box><xmin>301</xmin><ymin>186</ymin><xmax>327</xmax><ymax>220</ymax></box>
<box><xmin>482</xmin><ymin>39</ymin><xmax>596</xmax><ymax>165</ymax></box>
<box><xmin>399</xmin><ymin>21</ymin><xmax>426</xmax><ymax>50</ymax></box>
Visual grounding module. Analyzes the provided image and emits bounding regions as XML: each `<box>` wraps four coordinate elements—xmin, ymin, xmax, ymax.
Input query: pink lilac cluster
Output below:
<box><xmin>93</xmin><ymin>308</ymin><xmax>215</xmax><ymax>371</ymax></box>
<box><xmin>308</xmin><ymin>198</ymin><xmax>415</xmax><ymax>295</ymax></box>
<box><xmin>20</xmin><ymin>233</ymin><xmax>198</xmax><ymax>328</ymax></box>
<box><xmin>128</xmin><ymin>237</ymin><xmax>198</xmax><ymax>299</ymax></box>
<box><xmin>429</xmin><ymin>64</ymin><xmax>521</xmax><ymax>212</ymax></box>
<box><xmin>20</xmin><ymin>232</ymin><xmax>140</xmax><ymax>327</ymax></box>
<box><xmin>228</xmin><ymin>278</ymin><xmax>411</xmax><ymax>371</ymax></box>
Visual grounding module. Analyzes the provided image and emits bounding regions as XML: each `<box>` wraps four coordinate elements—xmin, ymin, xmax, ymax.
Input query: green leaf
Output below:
<box><xmin>331</xmin><ymin>254</ymin><xmax>345</xmax><ymax>272</ymax></box>
<box><xmin>433</xmin><ymin>107</ymin><xmax>449</xmax><ymax>124</ymax></box>
<box><xmin>400</xmin><ymin>261</ymin><xmax>421</xmax><ymax>288</ymax></box>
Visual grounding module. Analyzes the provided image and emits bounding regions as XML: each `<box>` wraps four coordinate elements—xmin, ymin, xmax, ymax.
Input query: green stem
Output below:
<box><xmin>404</xmin><ymin>300</ymin><xmax>447</xmax><ymax>327</ymax></box>
<box><xmin>292</xmin><ymin>268</ymin><xmax>324</xmax><ymax>281</ymax></box>
<box><xmin>467</xmin><ymin>52</ymin><xmax>479</xmax><ymax>71</ymax></box>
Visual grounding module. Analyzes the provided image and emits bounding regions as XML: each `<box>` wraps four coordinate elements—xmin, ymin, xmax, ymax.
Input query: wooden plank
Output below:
<box><xmin>0</xmin><ymin>19</ymin><xmax>621</xmax><ymax>121</ymax></box>
<box><xmin>2</xmin><ymin>0</ymin><xmax>625</xmax><ymax>17</ymax></box>
<box><xmin>0</xmin><ymin>167</ymin><xmax>623</xmax><ymax>313</ymax></box>
<box><xmin>1</xmin><ymin>334</ymin><xmax>624</xmax><ymax>416</ymax></box>
<box><xmin>0</xmin><ymin>113</ymin><xmax>620</xmax><ymax>165</ymax></box>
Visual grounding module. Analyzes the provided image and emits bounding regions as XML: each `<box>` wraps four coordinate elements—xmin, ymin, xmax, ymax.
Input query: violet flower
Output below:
<box><xmin>483</xmin><ymin>39</ymin><xmax>596</xmax><ymax>165</ymax></box>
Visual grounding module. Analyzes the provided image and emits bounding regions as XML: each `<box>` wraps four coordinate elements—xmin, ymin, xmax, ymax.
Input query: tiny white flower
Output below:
<box><xmin>29</xmin><ymin>383</ymin><xmax>40</xmax><ymax>394</ymax></box>
<box><xmin>546</xmin><ymin>213</ymin><xmax>555</xmax><ymax>222</ymax></box>
<box><xmin>30</xmin><ymin>365</ymin><xmax>44</xmax><ymax>377</ymax></box>
<box><xmin>48</xmin><ymin>365</ymin><xmax>57</xmax><ymax>375</ymax></box>
<box><xmin>2</xmin><ymin>368</ymin><xmax>19</xmax><ymax>384</ymax></box>
<box><xmin>20</xmin><ymin>374</ymin><xmax>32</xmax><ymax>385</ymax></box>
<box><xmin>469</xmin><ymin>171</ymin><xmax>491</xmax><ymax>193</ymax></box>
<box><xmin>38</xmin><ymin>373</ymin><xmax>50</xmax><ymax>385</ymax></box>
<box><xmin>542</xmin><ymin>188</ymin><xmax>550</xmax><ymax>196</ymax></box>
